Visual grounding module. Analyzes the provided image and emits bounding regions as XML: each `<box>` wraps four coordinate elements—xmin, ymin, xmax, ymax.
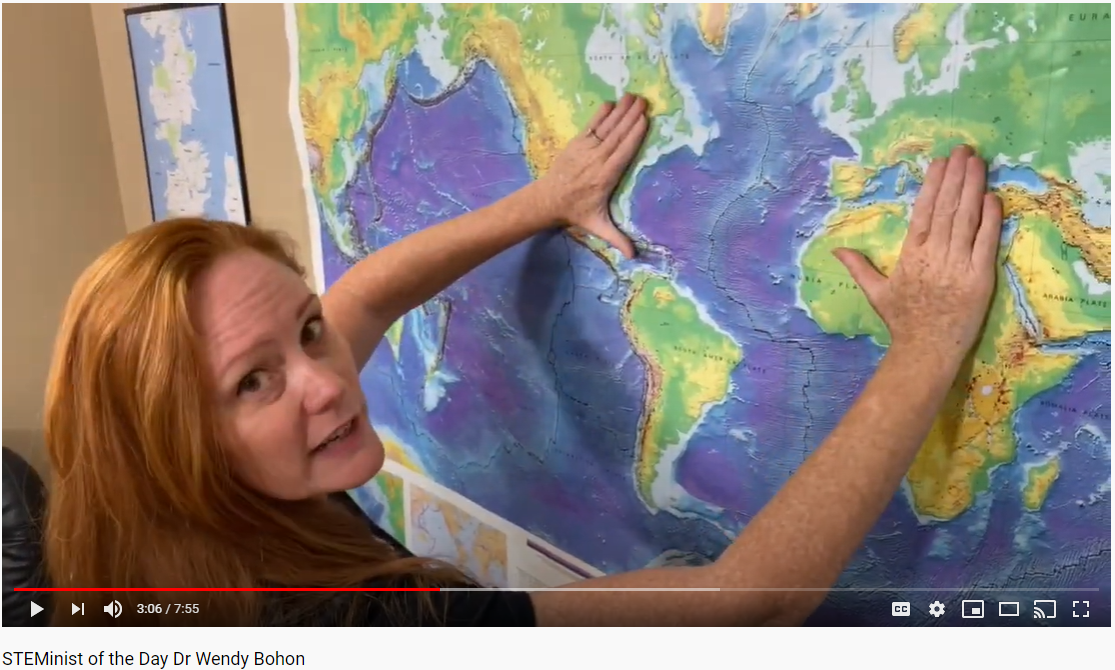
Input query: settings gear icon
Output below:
<box><xmin>929</xmin><ymin>601</ymin><xmax>946</xmax><ymax>617</ymax></box>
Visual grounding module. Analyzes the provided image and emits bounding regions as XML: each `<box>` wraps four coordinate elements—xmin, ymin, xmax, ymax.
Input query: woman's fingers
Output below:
<box><xmin>927</xmin><ymin>145</ymin><xmax>973</xmax><ymax>250</ymax></box>
<box><xmin>582</xmin><ymin>101</ymin><xmax>615</xmax><ymax>141</ymax></box>
<box><xmin>606</xmin><ymin>114</ymin><xmax>648</xmax><ymax>174</ymax></box>
<box><xmin>908</xmin><ymin>158</ymin><xmax>946</xmax><ymax>247</ymax></box>
<box><xmin>948</xmin><ymin>153</ymin><xmax>989</xmax><ymax>261</ymax></box>
<box><xmin>594</xmin><ymin>93</ymin><xmax>637</xmax><ymax>140</ymax></box>
<box><xmin>601</xmin><ymin>96</ymin><xmax>647</xmax><ymax>155</ymax></box>
<box><xmin>586</xmin><ymin>210</ymin><xmax>637</xmax><ymax>260</ymax></box>
<box><xmin>972</xmin><ymin>192</ymin><xmax>1003</xmax><ymax>271</ymax></box>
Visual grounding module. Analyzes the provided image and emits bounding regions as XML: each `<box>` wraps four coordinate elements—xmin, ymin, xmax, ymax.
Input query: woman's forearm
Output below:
<box><xmin>714</xmin><ymin>343</ymin><xmax>960</xmax><ymax>623</ymax></box>
<box><xmin>535</xmin><ymin>344</ymin><xmax>962</xmax><ymax>626</ymax></box>
<box><xmin>336</xmin><ymin>181</ymin><xmax>558</xmax><ymax>323</ymax></box>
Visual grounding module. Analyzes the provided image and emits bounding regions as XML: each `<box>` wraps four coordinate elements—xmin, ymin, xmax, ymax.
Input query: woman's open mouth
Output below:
<box><xmin>311</xmin><ymin>417</ymin><xmax>356</xmax><ymax>455</ymax></box>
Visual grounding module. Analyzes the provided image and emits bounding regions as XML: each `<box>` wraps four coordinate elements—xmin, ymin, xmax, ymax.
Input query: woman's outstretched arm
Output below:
<box><xmin>323</xmin><ymin>94</ymin><xmax>649</xmax><ymax>369</ymax></box>
<box><xmin>530</xmin><ymin>144</ymin><xmax>1004</xmax><ymax>626</ymax></box>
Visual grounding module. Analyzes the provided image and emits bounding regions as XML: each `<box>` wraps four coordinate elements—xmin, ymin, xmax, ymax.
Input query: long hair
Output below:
<box><xmin>44</xmin><ymin>219</ymin><xmax>463</xmax><ymax>626</ymax></box>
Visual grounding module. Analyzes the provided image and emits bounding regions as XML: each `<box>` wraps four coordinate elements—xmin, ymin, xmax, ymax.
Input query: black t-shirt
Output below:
<box><xmin>263</xmin><ymin>494</ymin><xmax>536</xmax><ymax>626</ymax></box>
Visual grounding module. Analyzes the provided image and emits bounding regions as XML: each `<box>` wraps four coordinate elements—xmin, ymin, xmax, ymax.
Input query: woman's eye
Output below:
<box><xmin>302</xmin><ymin>316</ymin><xmax>324</xmax><ymax>345</ymax></box>
<box><xmin>237</xmin><ymin>371</ymin><xmax>263</xmax><ymax>396</ymax></box>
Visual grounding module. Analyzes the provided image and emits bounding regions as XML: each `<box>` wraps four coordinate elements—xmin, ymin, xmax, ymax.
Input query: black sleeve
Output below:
<box><xmin>266</xmin><ymin>588</ymin><xmax>536</xmax><ymax>627</ymax></box>
<box><xmin>438</xmin><ymin>589</ymin><xmax>536</xmax><ymax>626</ymax></box>
<box><xmin>353</xmin><ymin>589</ymin><xmax>537</xmax><ymax>627</ymax></box>
<box><xmin>2</xmin><ymin>447</ymin><xmax>51</xmax><ymax>627</ymax></box>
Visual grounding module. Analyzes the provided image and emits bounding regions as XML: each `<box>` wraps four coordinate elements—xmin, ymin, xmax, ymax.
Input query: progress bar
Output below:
<box><xmin>444</xmin><ymin>587</ymin><xmax>1103</xmax><ymax>592</ymax></box>
<box><xmin>18</xmin><ymin>587</ymin><xmax>1103</xmax><ymax>593</ymax></box>
<box><xmin>443</xmin><ymin>584</ymin><xmax>722</xmax><ymax>588</ymax></box>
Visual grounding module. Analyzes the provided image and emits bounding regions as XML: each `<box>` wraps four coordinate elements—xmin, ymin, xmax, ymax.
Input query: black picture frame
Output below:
<box><xmin>123</xmin><ymin>2</ymin><xmax>251</xmax><ymax>225</ymax></box>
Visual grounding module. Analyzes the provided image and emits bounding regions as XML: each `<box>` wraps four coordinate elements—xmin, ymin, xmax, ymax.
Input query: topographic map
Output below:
<box><xmin>288</xmin><ymin>3</ymin><xmax>1111</xmax><ymax>624</ymax></box>
<box><xmin>127</xmin><ymin>4</ymin><xmax>248</xmax><ymax>223</ymax></box>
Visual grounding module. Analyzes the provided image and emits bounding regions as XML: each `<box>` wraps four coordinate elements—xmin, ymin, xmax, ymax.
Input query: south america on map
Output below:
<box><xmin>289</xmin><ymin>4</ymin><xmax>1111</xmax><ymax>624</ymax></box>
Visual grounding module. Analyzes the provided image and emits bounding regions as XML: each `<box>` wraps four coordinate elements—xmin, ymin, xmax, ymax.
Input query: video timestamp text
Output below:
<box><xmin>136</xmin><ymin>604</ymin><xmax>199</xmax><ymax>614</ymax></box>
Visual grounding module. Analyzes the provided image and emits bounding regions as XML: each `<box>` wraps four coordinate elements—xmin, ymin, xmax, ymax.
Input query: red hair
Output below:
<box><xmin>44</xmin><ymin>219</ymin><xmax>459</xmax><ymax>625</ymax></box>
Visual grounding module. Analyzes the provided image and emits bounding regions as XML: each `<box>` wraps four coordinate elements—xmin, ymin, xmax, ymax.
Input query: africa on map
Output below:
<box><xmin>288</xmin><ymin>4</ymin><xmax>1111</xmax><ymax>624</ymax></box>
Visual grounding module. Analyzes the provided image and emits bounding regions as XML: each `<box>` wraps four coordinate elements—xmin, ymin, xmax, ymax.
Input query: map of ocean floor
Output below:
<box><xmin>293</xmin><ymin>1</ymin><xmax>1112</xmax><ymax>621</ymax></box>
<box><xmin>1036</xmin><ymin>398</ymin><xmax>1111</xmax><ymax>423</ymax></box>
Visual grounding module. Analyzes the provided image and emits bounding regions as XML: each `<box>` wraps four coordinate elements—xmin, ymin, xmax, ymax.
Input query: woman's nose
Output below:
<box><xmin>301</xmin><ymin>359</ymin><xmax>346</xmax><ymax>414</ymax></box>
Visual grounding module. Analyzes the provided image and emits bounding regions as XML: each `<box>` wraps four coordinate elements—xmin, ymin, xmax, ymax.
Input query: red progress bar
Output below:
<box><xmin>15</xmin><ymin>587</ymin><xmax>440</xmax><ymax>592</ymax></box>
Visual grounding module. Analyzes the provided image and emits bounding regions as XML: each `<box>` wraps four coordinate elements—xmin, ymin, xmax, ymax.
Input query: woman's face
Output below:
<box><xmin>191</xmin><ymin>249</ymin><xmax>385</xmax><ymax>500</ymax></box>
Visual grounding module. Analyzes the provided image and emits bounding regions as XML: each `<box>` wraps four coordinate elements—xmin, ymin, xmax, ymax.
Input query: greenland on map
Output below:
<box><xmin>288</xmin><ymin>4</ymin><xmax>1111</xmax><ymax>624</ymax></box>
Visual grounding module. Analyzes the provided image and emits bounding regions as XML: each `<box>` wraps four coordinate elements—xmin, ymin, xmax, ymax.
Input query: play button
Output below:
<box><xmin>31</xmin><ymin>601</ymin><xmax>43</xmax><ymax>617</ymax></box>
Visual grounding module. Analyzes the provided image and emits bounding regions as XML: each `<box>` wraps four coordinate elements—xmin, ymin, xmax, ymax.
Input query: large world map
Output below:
<box><xmin>288</xmin><ymin>3</ymin><xmax>1110</xmax><ymax>624</ymax></box>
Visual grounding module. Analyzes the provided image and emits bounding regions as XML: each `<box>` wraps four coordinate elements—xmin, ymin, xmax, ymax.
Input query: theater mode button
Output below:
<box><xmin>891</xmin><ymin>602</ymin><xmax>911</xmax><ymax>616</ymax></box>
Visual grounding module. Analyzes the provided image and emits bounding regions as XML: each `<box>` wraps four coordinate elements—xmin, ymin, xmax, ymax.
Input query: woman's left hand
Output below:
<box><xmin>538</xmin><ymin>93</ymin><xmax>649</xmax><ymax>259</ymax></box>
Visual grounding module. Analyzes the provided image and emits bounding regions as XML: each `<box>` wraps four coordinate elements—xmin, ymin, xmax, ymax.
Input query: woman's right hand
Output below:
<box><xmin>833</xmin><ymin>145</ymin><xmax>1003</xmax><ymax>367</ymax></box>
<box><xmin>536</xmin><ymin>93</ymin><xmax>649</xmax><ymax>260</ymax></box>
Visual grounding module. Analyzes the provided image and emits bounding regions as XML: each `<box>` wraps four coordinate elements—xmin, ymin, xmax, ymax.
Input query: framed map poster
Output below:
<box><xmin>125</xmin><ymin>3</ymin><xmax>250</xmax><ymax>225</ymax></box>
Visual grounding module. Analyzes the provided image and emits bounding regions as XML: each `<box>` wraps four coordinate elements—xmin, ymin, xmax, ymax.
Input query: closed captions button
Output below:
<box><xmin>891</xmin><ymin>602</ymin><xmax>910</xmax><ymax>616</ymax></box>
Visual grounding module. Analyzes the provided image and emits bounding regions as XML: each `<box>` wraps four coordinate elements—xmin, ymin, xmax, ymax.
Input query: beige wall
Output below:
<box><xmin>3</xmin><ymin>4</ymin><xmax>314</xmax><ymax>475</ymax></box>
<box><xmin>2</xmin><ymin>4</ymin><xmax>128</xmax><ymax>476</ymax></box>
<box><xmin>91</xmin><ymin>3</ymin><xmax>313</xmax><ymax>272</ymax></box>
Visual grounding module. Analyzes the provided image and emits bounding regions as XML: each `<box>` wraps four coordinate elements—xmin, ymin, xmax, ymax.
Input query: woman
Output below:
<box><xmin>44</xmin><ymin>93</ymin><xmax>1001</xmax><ymax>626</ymax></box>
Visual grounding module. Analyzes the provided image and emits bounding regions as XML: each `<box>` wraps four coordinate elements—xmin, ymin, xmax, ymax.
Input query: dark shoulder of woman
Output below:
<box><xmin>260</xmin><ymin>577</ymin><xmax>536</xmax><ymax>627</ymax></box>
<box><xmin>351</xmin><ymin>583</ymin><xmax>537</xmax><ymax>627</ymax></box>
